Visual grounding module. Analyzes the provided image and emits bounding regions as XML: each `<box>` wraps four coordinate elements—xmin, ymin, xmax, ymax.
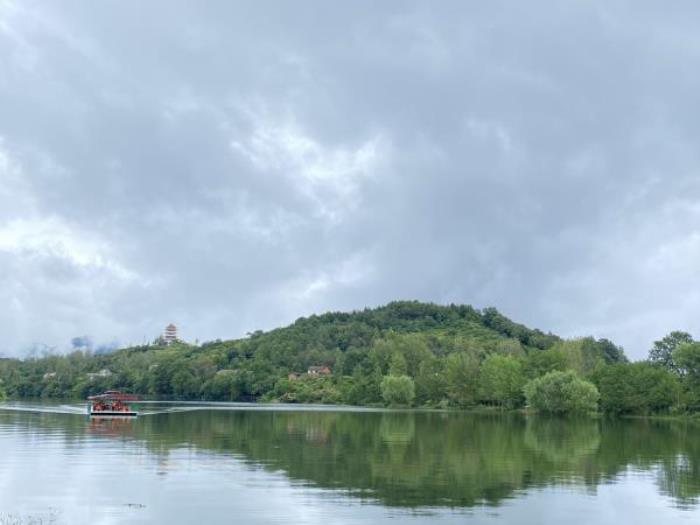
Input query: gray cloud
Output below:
<box><xmin>1</xmin><ymin>0</ymin><xmax>699</xmax><ymax>357</ymax></box>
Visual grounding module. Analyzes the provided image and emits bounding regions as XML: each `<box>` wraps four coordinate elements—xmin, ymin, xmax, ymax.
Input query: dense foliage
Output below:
<box><xmin>592</xmin><ymin>362</ymin><xmax>680</xmax><ymax>415</ymax></box>
<box><xmin>479</xmin><ymin>354</ymin><xmax>525</xmax><ymax>408</ymax></box>
<box><xmin>649</xmin><ymin>331</ymin><xmax>693</xmax><ymax>373</ymax></box>
<box><xmin>524</xmin><ymin>371</ymin><xmax>599</xmax><ymax>415</ymax></box>
<box><xmin>673</xmin><ymin>342</ymin><xmax>700</xmax><ymax>410</ymax></box>
<box><xmin>1</xmin><ymin>301</ymin><xmax>697</xmax><ymax>415</ymax></box>
<box><xmin>381</xmin><ymin>375</ymin><xmax>416</xmax><ymax>406</ymax></box>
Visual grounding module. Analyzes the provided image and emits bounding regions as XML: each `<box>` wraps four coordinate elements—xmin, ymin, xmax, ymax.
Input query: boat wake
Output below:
<box><xmin>0</xmin><ymin>402</ymin><xmax>209</xmax><ymax>417</ymax></box>
<box><xmin>137</xmin><ymin>406</ymin><xmax>206</xmax><ymax>416</ymax></box>
<box><xmin>0</xmin><ymin>403</ymin><xmax>85</xmax><ymax>415</ymax></box>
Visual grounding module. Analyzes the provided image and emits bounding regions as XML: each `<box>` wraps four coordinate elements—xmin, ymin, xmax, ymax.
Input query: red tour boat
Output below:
<box><xmin>87</xmin><ymin>391</ymin><xmax>140</xmax><ymax>417</ymax></box>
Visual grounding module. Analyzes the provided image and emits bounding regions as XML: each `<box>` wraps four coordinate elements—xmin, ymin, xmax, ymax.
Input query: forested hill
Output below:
<box><xmin>0</xmin><ymin>301</ymin><xmax>629</xmax><ymax>408</ymax></box>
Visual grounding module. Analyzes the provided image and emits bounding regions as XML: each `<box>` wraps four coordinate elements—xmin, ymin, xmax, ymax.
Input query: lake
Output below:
<box><xmin>1</xmin><ymin>402</ymin><xmax>699</xmax><ymax>524</ymax></box>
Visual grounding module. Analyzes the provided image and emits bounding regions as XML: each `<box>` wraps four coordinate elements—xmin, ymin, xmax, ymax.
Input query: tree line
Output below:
<box><xmin>0</xmin><ymin>302</ymin><xmax>696</xmax><ymax>416</ymax></box>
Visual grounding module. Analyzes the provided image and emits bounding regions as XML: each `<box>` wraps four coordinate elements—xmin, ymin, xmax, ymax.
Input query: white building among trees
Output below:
<box><xmin>163</xmin><ymin>323</ymin><xmax>178</xmax><ymax>345</ymax></box>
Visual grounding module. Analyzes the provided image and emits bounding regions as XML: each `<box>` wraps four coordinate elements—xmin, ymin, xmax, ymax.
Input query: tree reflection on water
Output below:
<box><xmin>7</xmin><ymin>407</ymin><xmax>700</xmax><ymax>509</ymax></box>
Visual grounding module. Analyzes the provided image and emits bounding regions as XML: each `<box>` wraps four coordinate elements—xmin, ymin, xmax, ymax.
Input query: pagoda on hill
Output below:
<box><xmin>163</xmin><ymin>323</ymin><xmax>178</xmax><ymax>345</ymax></box>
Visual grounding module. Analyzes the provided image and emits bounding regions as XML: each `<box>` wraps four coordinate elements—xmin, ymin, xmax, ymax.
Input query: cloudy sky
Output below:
<box><xmin>1</xmin><ymin>1</ymin><xmax>699</xmax><ymax>358</ymax></box>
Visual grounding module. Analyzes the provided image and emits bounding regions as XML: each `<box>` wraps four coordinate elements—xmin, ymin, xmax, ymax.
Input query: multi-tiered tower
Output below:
<box><xmin>163</xmin><ymin>323</ymin><xmax>178</xmax><ymax>345</ymax></box>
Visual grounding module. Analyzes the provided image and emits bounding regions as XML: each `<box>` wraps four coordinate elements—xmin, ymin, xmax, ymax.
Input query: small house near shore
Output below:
<box><xmin>307</xmin><ymin>365</ymin><xmax>331</xmax><ymax>376</ymax></box>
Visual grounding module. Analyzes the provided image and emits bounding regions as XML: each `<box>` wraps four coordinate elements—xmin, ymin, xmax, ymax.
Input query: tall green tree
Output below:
<box><xmin>346</xmin><ymin>363</ymin><xmax>382</xmax><ymax>405</ymax></box>
<box><xmin>479</xmin><ymin>354</ymin><xmax>525</xmax><ymax>408</ymax></box>
<box><xmin>649</xmin><ymin>331</ymin><xmax>694</xmax><ymax>373</ymax></box>
<box><xmin>672</xmin><ymin>342</ymin><xmax>700</xmax><ymax>409</ymax></box>
<box><xmin>380</xmin><ymin>375</ymin><xmax>415</xmax><ymax>407</ymax></box>
<box><xmin>445</xmin><ymin>352</ymin><xmax>480</xmax><ymax>407</ymax></box>
<box><xmin>414</xmin><ymin>356</ymin><xmax>447</xmax><ymax>406</ymax></box>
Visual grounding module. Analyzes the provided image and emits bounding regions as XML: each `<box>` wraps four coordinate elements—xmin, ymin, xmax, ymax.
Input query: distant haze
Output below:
<box><xmin>1</xmin><ymin>1</ymin><xmax>699</xmax><ymax>358</ymax></box>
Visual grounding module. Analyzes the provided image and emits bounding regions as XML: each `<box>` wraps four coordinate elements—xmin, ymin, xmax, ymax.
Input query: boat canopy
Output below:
<box><xmin>88</xmin><ymin>391</ymin><xmax>140</xmax><ymax>401</ymax></box>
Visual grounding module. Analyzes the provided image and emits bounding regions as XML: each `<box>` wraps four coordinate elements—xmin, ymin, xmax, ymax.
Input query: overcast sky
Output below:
<box><xmin>1</xmin><ymin>1</ymin><xmax>699</xmax><ymax>358</ymax></box>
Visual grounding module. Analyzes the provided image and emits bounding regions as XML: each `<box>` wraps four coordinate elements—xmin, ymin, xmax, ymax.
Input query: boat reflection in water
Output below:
<box><xmin>88</xmin><ymin>414</ymin><xmax>136</xmax><ymax>436</ymax></box>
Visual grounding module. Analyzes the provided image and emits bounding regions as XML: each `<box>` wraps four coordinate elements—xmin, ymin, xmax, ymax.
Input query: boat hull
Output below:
<box><xmin>89</xmin><ymin>411</ymin><xmax>138</xmax><ymax>417</ymax></box>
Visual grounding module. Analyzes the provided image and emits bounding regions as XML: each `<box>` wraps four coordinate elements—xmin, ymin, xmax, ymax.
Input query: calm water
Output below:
<box><xmin>1</xmin><ymin>402</ymin><xmax>700</xmax><ymax>524</ymax></box>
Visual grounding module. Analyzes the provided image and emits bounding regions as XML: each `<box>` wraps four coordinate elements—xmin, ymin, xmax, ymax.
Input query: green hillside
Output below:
<box><xmin>0</xmin><ymin>301</ymin><xmax>635</xmax><ymax>410</ymax></box>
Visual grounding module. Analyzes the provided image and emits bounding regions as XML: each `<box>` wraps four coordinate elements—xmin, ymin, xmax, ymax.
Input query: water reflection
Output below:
<box><xmin>3</xmin><ymin>405</ymin><xmax>700</xmax><ymax>513</ymax></box>
<box><xmin>88</xmin><ymin>416</ymin><xmax>136</xmax><ymax>437</ymax></box>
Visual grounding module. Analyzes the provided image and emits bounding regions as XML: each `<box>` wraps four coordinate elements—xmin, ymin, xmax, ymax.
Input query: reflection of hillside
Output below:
<box><xmin>131</xmin><ymin>411</ymin><xmax>700</xmax><ymax>508</ymax></box>
<box><xmin>524</xmin><ymin>418</ymin><xmax>601</xmax><ymax>466</ymax></box>
<box><xmin>4</xmin><ymin>409</ymin><xmax>700</xmax><ymax>509</ymax></box>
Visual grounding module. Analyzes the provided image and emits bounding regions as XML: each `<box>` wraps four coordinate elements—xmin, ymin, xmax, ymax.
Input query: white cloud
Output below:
<box><xmin>0</xmin><ymin>141</ymin><xmax>145</xmax><ymax>355</ymax></box>
<box><xmin>0</xmin><ymin>216</ymin><xmax>136</xmax><ymax>280</ymax></box>
<box><xmin>272</xmin><ymin>250</ymin><xmax>377</xmax><ymax>322</ymax></box>
<box><xmin>231</xmin><ymin>113</ymin><xmax>387</xmax><ymax>222</ymax></box>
